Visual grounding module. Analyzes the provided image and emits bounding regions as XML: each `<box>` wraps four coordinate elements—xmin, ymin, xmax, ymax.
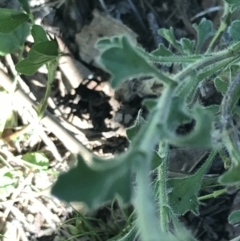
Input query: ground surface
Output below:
<box><xmin>0</xmin><ymin>0</ymin><xmax>239</xmax><ymax>240</ymax></box>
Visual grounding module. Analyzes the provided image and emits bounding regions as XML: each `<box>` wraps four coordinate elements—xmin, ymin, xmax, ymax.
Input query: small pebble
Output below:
<box><xmin>27</xmin><ymin>214</ymin><xmax>35</xmax><ymax>223</ymax></box>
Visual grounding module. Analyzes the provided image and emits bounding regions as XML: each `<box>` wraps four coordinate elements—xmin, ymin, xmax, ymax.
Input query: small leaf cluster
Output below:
<box><xmin>0</xmin><ymin>0</ymin><xmax>60</xmax><ymax>118</ymax></box>
<box><xmin>0</xmin><ymin>0</ymin><xmax>59</xmax><ymax>76</ymax></box>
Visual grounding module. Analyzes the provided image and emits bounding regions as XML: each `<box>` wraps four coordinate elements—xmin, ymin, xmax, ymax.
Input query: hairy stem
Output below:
<box><xmin>135</xmin><ymin>154</ymin><xmax>161</xmax><ymax>241</ymax></box>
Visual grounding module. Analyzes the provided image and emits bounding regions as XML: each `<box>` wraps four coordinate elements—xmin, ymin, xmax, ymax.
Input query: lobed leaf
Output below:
<box><xmin>193</xmin><ymin>18</ymin><xmax>215</xmax><ymax>54</ymax></box>
<box><xmin>229</xmin><ymin>20</ymin><xmax>240</xmax><ymax>42</ymax></box>
<box><xmin>178</xmin><ymin>38</ymin><xmax>196</xmax><ymax>55</ymax></box>
<box><xmin>51</xmin><ymin>155</ymin><xmax>132</xmax><ymax>210</ymax></box>
<box><xmin>219</xmin><ymin>164</ymin><xmax>240</xmax><ymax>185</ymax></box>
<box><xmin>96</xmin><ymin>36</ymin><xmax>122</xmax><ymax>51</ymax></box>
<box><xmin>151</xmin><ymin>44</ymin><xmax>173</xmax><ymax>57</ymax></box>
<box><xmin>96</xmin><ymin>36</ymin><xmax>159</xmax><ymax>88</ymax></box>
<box><xmin>158</xmin><ymin>27</ymin><xmax>182</xmax><ymax>53</ymax></box>
<box><xmin>166</xmin><ymin>96</ymin><xmax>192</xmax><ymax>131</ymax></box>
<box><xmin>168</xmin><ymin>150</ymin><xmax>216</xmax><ymax>215</ymax></box>
<box><xmin>164</xmin><ymin>105</ymin><xmax>213</xmax><ymax>147</ymax></box>
<box><xmin>214</xmin><ymin>77</ymin><xmax>228</xmax><ymax>94</ymax></box>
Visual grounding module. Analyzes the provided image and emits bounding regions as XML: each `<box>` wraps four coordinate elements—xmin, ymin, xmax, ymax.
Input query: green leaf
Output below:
<box><xmin>168</xmin><ymin>150</ymin><xmax>216</xmax><ymax>215</ymax></box>
<box><xmin>150</xmin><ymin>44</ymin><xmax>174</xmax><ymax>66</ymax></box>
<box><xmin>158</xmin><ymin>27</ymin><xmax>182</xmax><ymax>53</ymax></box>
<box><xmin>126</xmin><ymin>124</ymin><xmax>139</xmax><ymax>142</ymax></box>
<box><xmin>18</xmin><ymin>0</ymin><xmax>30</xmax><ymax>14</ymax></box>
<box><xmin>16</xmin><ymin>40</ymin><xmax>59</xmax><ymax>75</ymax></box>
<box><xmin>151</xmin><ymin>151</ymin><xmax>163</xmax><ymax>169</ymax></box>
<box><xmin>178</xmin><ymin>38</ymin><xmax>196</xmax><ymax>55</ymax></box>
<box><xmin>166</xmin><ymin>96</ymin><xmax>192</xmax><ymax>131</ymax></box>
<box><xmin>0</xmin><ymin>170</ymin><xmax>16</xmax><ymax>198</ymax></box>
<box><xmin>219</xmin><ymin>164</ymin><xmax>240</xmax><ymax>185</ymax></box>
<box><xmin>31</xmin><ymin>25</ymin><xmax>48</xmax><ymax>44</ymax></box>
<box><xmin>126</xmin><ymin>111</ymin><xmax>163</xmax><ymax>169</ymax></box>
<box><xmin>0</xmin><ymin>91</ymin><xmax>17</xmax><ymax>135</ymax></box>
<box><xmin>96</xmin><ymin>36</ymin><xmax>159</xmax><ymax>88</ymax></box>
<box><xmin>96</xmin><ymin>36</ymin><xmax>122</xmax><ymax>51</ymax></box>
<box><xmin>214</xmin><ymin>77</ymin><xmax>228</xmax><ymax>94</ymax></box>
<box><xmin>28</xmin><ymin>40</ymin><xmax>59</xmax><ymax>64</ymax></box>
<box><xmin>193</xmin><ymin>18</ymin><xmax>215</xmax><ymax>54</ymax></box>
<box><xmin>229</xmin><ymin>20</ymin><xmax>240</xmax><ymax>41</ymax></box>
<box><xmin>203</xmin><ymin>105</ymin><xmax>220</xmax><ymax>120</ymax></box>
<box><xmin>228</xmin><ymin>210</ymin><xmax>240</xmax><ymax>224</ymax></box>
<box><xmin>126</xmin><ymin>110</ymin><xmax>145</xmax><ymax>141</ymax></box>
<box><xmin>51</xmin><ymin>155</ymin><xmax>132</xmax><ymax>209</ymax></box>
<box><xmin>0</xmin><ymin>8</ymin><xmax>29</xmax><ymax>33</ymax></box>
<box><xmin>22</xmin><ymin>152</ymin><xmax>49</xmax><ymax>170</ymax></box>
<box><xmin>225</xmin><ymin>0</ymin><xmax>240</xmax><ymax>6</ymax></box>
<box><xmin>96</xmin><ymin>38</ymin><xmax>112</xmax><ymax>50</ymax></box>
<box><xmin>233</xmin><ymin>105</ymin><xmax>240</xmax><ymax>116</ymax></box>
<box><xmin>187</xmin><ymin>106</ymin><xmax>213</xmax><ymax>146</ymax></box>
<box><xmin>0</xmin><ymin>22</ymin><xmax>30</xmax><ymax>56</ymax></box>
<box><xmin>15</xmin><ymin>58</ymin><xmax>43</xmax><ymax>75</ymax></box>
<box><xmin>66</xmin><ymin>224</ymin><xmax>79</xmax><ymax>235</ymax></box>
<box><xmin>151</xmin><ymin>44</ymin><xmax>173</xmax><ymax>57</ymax></box>
<box><xmin>168</xmin><ymin>105</ymin><xmax>213</xmax><ymax>147</ymax></box>
<box><xmin>142</xmin><ymin>98</ymin><xmax>158</xmax><ymax>111</ymax></box>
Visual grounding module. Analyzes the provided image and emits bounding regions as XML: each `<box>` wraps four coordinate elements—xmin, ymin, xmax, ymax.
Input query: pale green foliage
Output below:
<box><xmin>1</xmin><ymin>0</ymin><xmax>240</xmax><ymax>241</ymax></box>
<box><xmin>225</xmin><ymin>0</ymin><xmax>240</xmax><ymax>7</ymax></box>
<box><xmin>167</xmin><ymin>151</ymin><xmax>217</xmax><ymax>215</ymax></box>
<box><xmin>52</xmin><ymin>1</ymin><xmax>240</xmax><ymax>240</ymax></box>
<box><xmin>0</xmin><ymin>168</ymin><xmax>18</xmax><ymax>198</ymax></box>
<box><xmin>229</xmin><ymin>20</ymin><xmax>240</xmax><ymax>41</ymax></box>
<box><xmin>52</xmin><ymin>154</ymin><xmax>132</xmax><ymax>209</ymax></box>
<box><xmin>228</xmin><ymin>210</ymin><xmax>240</xmax><ymax>224</ymax></box>
<box><xmin>22</xmin><ymin>152</ymin><xmax>49</xmax><ymax>170</ymax></box>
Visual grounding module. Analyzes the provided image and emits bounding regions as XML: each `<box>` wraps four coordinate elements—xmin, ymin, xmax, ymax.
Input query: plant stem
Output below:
<box><xmin>220</xmin><ymin>69</ymin><xmax>240</xmax><ymax>165</ymax></box>
<box><xmin>156</xmin><ymin>141</ymin><xmax>169</xmax><ymax>233</ymax></box>
<box><xmin>176</xmin><ymin>46</ymin><xmax>240</xmax><ymax>82</ymax></box>
<box><xmin>0</xmin><ymin>155</ymin><xmax>13</xmax><ymax>170</ymax></box>
<box><xmin>206</xmin><ymin>1</ymin><xmax>230</xmax><ymax>53</ymax></box>
<box><xmin>198</xmin><ymin>188</ymin><xmax>227</xmax><ymax>200</ymax></box>
<box><xmin>134</xmin><ymin>88</ymin><xmax>176</xmax><ymax>241</ymax></box>
<box><xmin>135</xmin><ymin>155</ymin><xmax>161</xmax><ymax>241</ymax></box>
<box><xmin>38</xmin><ymin>60</ymin><xmax>58</xmax><ymax>118</ymax></box>
<box><xmin>158</xmin><ymin>159</ymin><xmax>169</xmax><ymax>232</ymax></box>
